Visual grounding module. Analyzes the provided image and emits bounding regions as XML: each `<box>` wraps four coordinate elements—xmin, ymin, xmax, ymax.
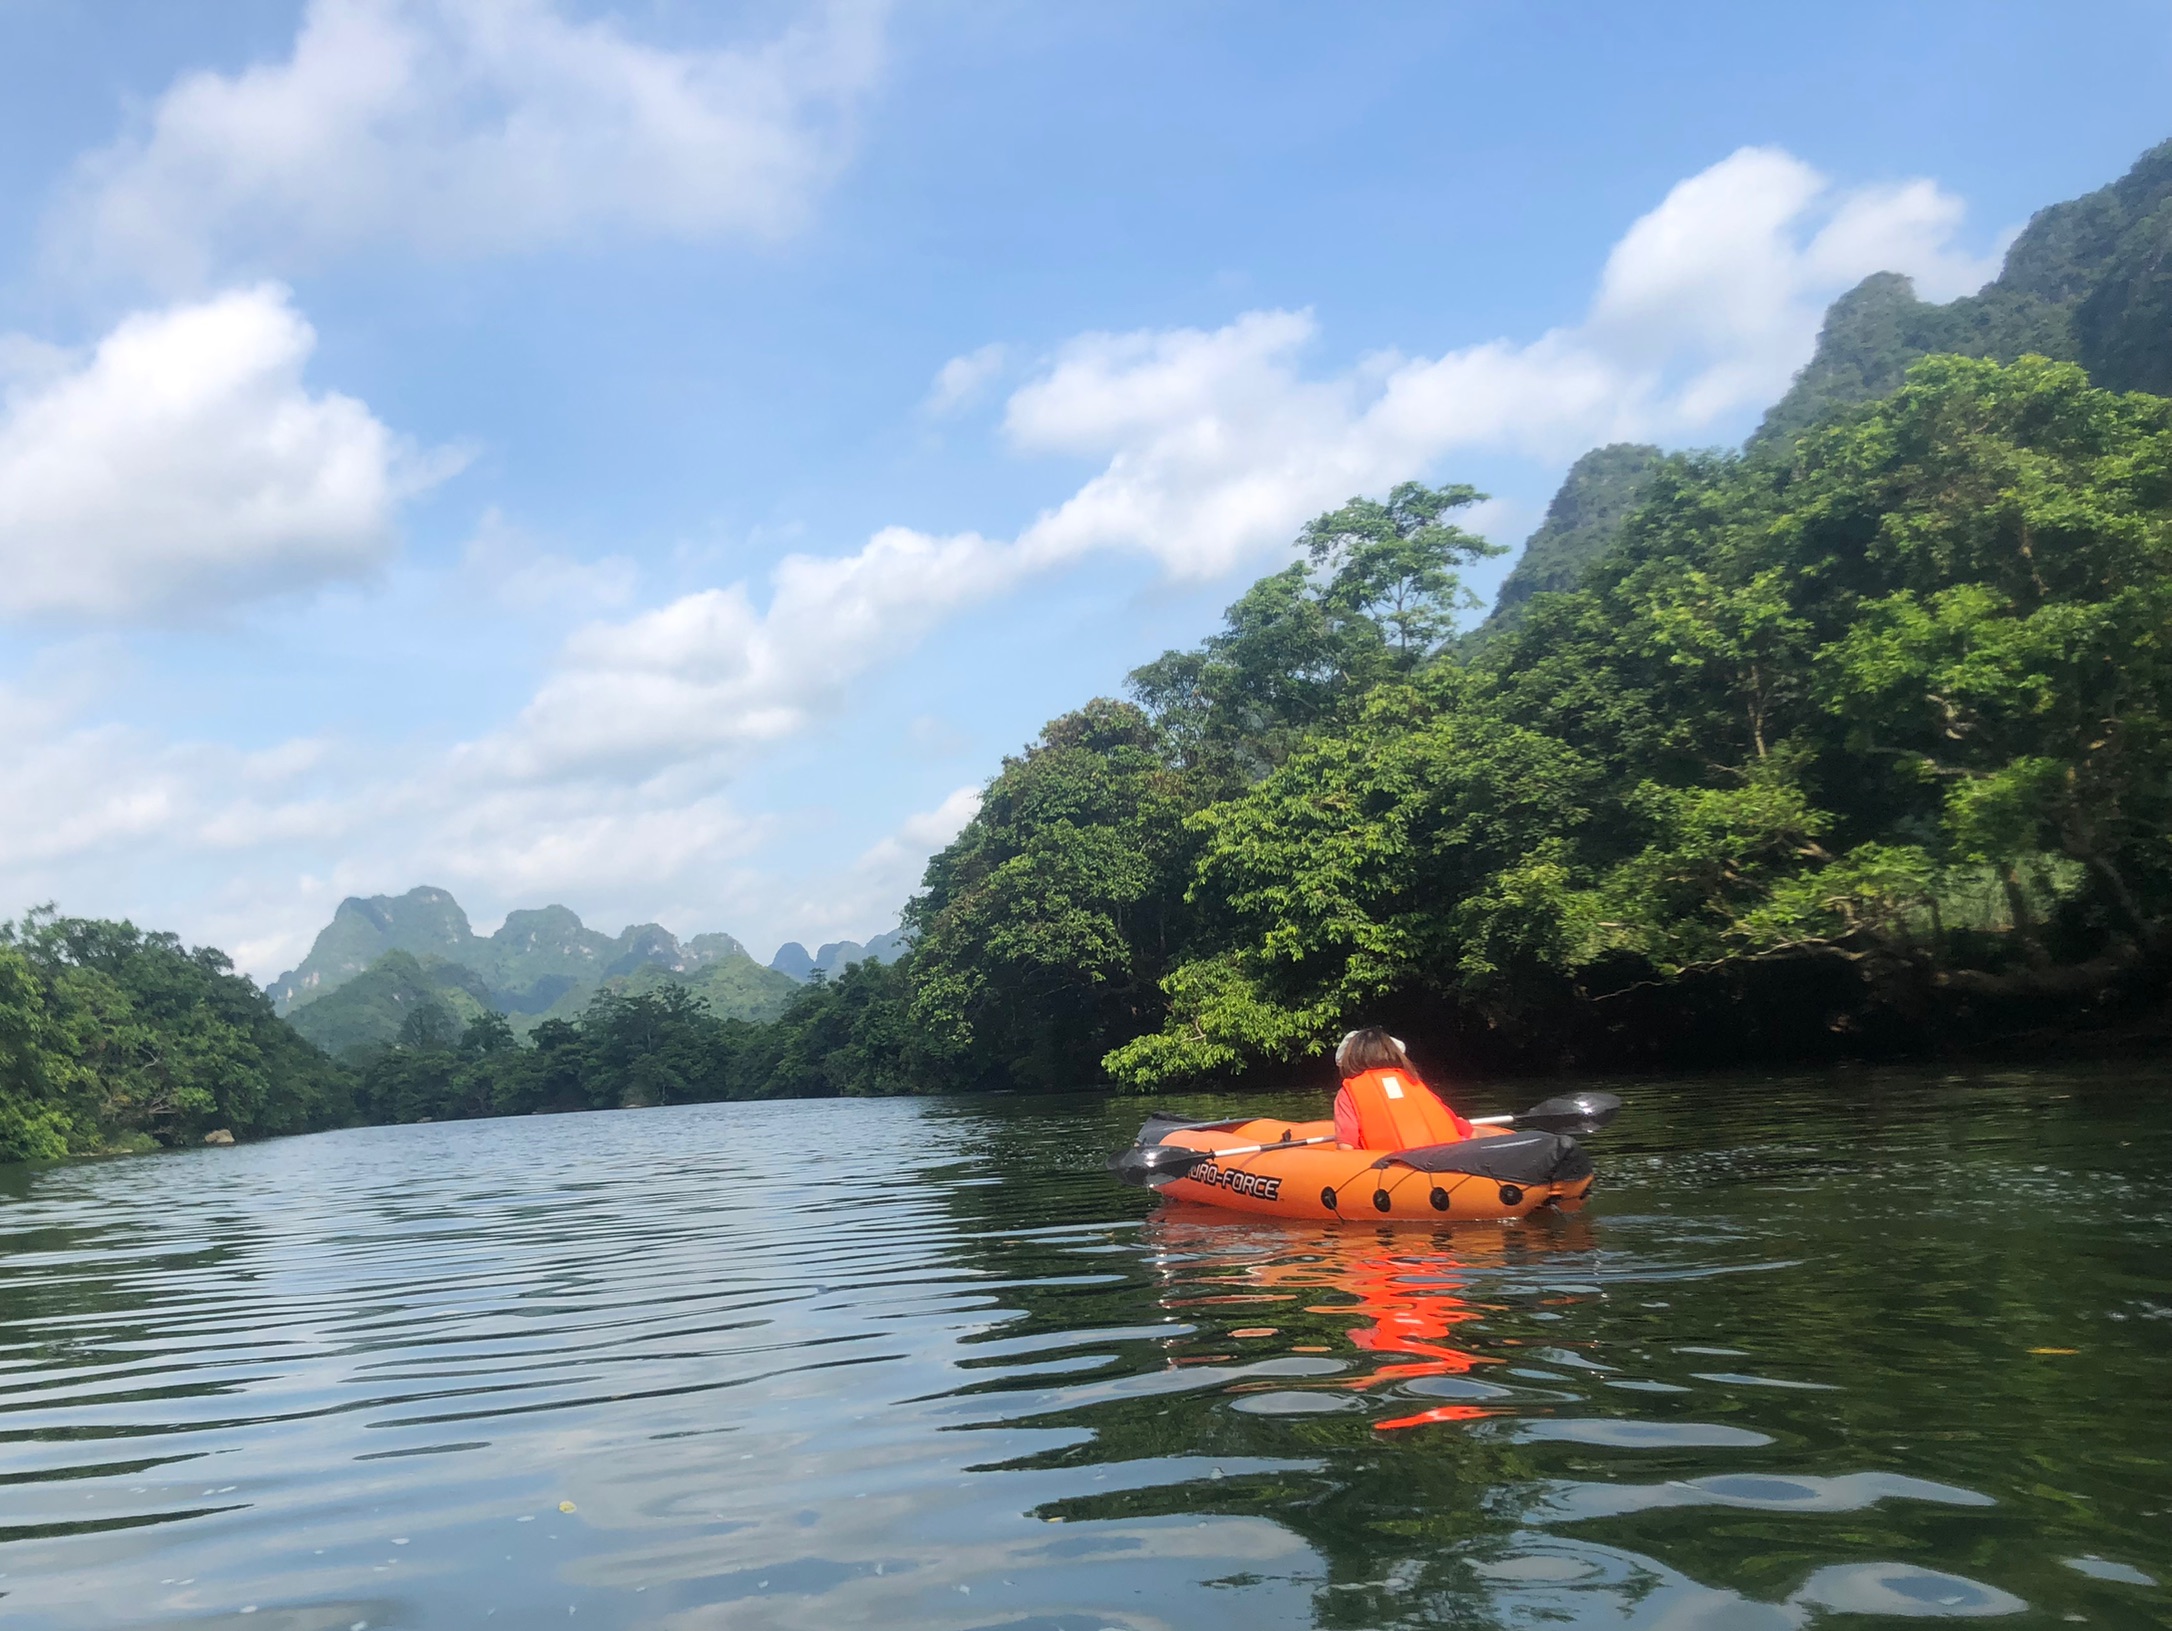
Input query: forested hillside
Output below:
<box><xmin>1495</xmin><ymin>138</ymin><xmax>2172</xmax><ymax>610</ymax></box>
<box><xmin>1481</xmin><ymin>443</ymin><xmax>1664</xmax><ymax>632</ymax></box>
<box><xmin>1754</xmin><ymin>137</ymin><xmax>2172</xmax><ymax>445</ymax></box>
<box><xmin>0</xmin><ymin>913</ymin><xmax>352</xmax><ymax>1160</ymax></box>
<box><xmin>866</xmin><ymin>355</ymin><xmax>2172</xmax><ymax>1089</ymax></box>
<box><xmin>272</xmin><ymin>888</ymin><xmax>805</xmax><ymax>1057</ymax></box>
<box><xmin>10</xmin><ymin>144</ymin><xmax>2172</xmax><ymax>1154</ymax></box>
<box><xmin>13</xmin><ymin>356</ymin><xmax>2170</xmax><ymax>1136</ymax></box>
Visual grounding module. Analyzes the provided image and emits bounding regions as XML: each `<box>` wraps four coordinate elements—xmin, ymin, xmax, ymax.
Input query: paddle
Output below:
<box><xmin>1110</xmin><ymin>1133</ymin><xmax>1338</xmax><ymax>1186</ymax></box>
<box><xmin>1469</xmin><ymin>1090</ymin><xmax>1622</xmax><ymax>1137</ymax></box>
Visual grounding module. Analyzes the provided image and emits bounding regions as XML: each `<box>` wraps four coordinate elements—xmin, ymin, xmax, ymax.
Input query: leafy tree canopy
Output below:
<box><xmin>1108</xmin><ymin>355</ymin><xmax>2172</xmax><ymax>1082</ymax></box>
<box><xmin>0</xmin><ymin>909</ymin><xmax>352</xmax><ymax>1159</ymax></box>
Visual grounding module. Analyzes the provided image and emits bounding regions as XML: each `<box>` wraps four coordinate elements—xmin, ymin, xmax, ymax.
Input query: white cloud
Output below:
<box><xmin>1003</xmin><ymin>309</ymin><xmax>1371</xmax><ymax>581</ymax></box>
<box><xmin>485</xmin><ymin>146</ymin><xmax>2002</xmax><ymax>750</ymax></box>
<box><xmin>3</xmin><ymin>146</ymin><xmax>2011</xmax><ymax>973</ymax></box>
<box><xmin>57</xmin><ymin>0</ymin><xmax>887</xmax><ymax>283</ymax></box>
<box><xmin>422</xmin><ymin>784</ymin><xmax>762</xmax><ymax>901</ymax></box>
<box><xmin>923</xmin><ymin>343</ymin><xmax>1008</xmax><ymax>416</ymax></box>
<box><xmin>752</xmin><ymin>784</ymin><xmax>981</xmax><ymax>951</ymax></box>
<box><xmin>1803</xmin><ymin>178</ymin><xmax>2008</xmax><ymax>304</ymax></box>
<box><xmin>460</xmin><ymin>506</ymin><xmax>639</xmax><ymax>613</ymax></box>
<box><xmin>0</xmin><ymin>682</ymin><xmax>778</xmax><ymax>976</ymax></box>
<box><xmin>849</xmin><ymin>782</ymin><xmax>981</xmax><ymax>884</ymax></box>
<box><xmin>0</xmin><ymin>285</ymin><xmax>452</xmax><ymax>621</ymax></box>
<box><xmin>898</xmin><ymin>785</ymin><xmax>981</xmax><ymax>849</ymax></box>
<box><xmin>471</xmin><ymin>524</ymin><xmax>1024</xmax><ymax>778</ymax></box>
<box><xmin>1006</xmin><ymin>146</ymin><xmax>2002</xmax><ymax>580</ymax></box>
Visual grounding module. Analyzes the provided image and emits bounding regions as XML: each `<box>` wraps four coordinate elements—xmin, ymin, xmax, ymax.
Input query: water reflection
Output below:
<box><xmin>0</xmin><ymin>1067</ymin><xmax>2164</xmax><ymax>1628</ymax></box>
<box><xmin>1147</xmin><ymin>1210</ymin><xmax>1549</xmax><ymax>1429</ymax></box>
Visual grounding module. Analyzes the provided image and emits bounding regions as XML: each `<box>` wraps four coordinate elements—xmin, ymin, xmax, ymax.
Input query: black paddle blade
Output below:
<box><xmin>1515</xmin><ymin>1090</ymin><xmax>1622</xmax><ymax>1135</ymax></box>
<box><xmin>1107</xmin><ymin>1142</ymin><xmax>1212</xmax><ymax>1188</ymax></box>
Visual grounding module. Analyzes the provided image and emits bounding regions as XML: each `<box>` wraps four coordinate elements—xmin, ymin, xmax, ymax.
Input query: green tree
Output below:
<box><xmin>907</xmin><ymin>700</ymin><xmax>1204</xmax><ymax>1090</ymax></box>
<box><xmin>0</xmin><ymin>945</ymin><xmax>77</xmax><ymax>1161</ymax></box>
<box><xmin>1130</xmin><ymin>482</ymin><xmax>1500</xmax><ymax>775</ymax></box>
<box><xmin>1302</xmin><ymin>480</ymin><xmax>1501</xmax><ymax>660</ymax></box>
<box><xmin>1</xmin><ymin>910</ymin><xmax>352</xmax><ymax>1153</ymax></box>
<box><xmin>1111</xmin><ymin>355</ymin><xmax>2172</xmax><ymax>1084</ymax></box>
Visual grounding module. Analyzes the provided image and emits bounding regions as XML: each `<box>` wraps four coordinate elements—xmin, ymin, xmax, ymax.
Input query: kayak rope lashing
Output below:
<box><xmin>1428</xmin><ymin>1173</ymin><xmax>1478</xmax><ymax>1212</ymax></box>
<box><xmin>1372</xmin><ymin>1164</ymin><xmax>1430</xmax><ymax>1215</ymax></box>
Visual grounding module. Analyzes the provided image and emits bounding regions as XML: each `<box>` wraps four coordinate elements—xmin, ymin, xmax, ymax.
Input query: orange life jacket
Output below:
<box><xmin>1336</xmin><ymin>1066</ymin><xmax>1472</xmax><ymax>1151</ymax></box>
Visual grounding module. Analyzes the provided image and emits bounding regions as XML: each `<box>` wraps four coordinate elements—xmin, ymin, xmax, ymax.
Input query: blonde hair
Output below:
<box><xmin>1334</xmin><ymin>1027</ymin><xmax>1411</xmax><ymax>1076</ymax></box>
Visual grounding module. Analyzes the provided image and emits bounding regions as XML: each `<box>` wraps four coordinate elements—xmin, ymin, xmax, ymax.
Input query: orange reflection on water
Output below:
<box><xmin>1149</xmin><ymin>1207</ymin><xmax>1596</xmax><ymax>1432</ymax></box>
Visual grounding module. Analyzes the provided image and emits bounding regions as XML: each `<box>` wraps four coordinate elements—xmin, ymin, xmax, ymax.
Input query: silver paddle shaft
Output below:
<box><xmin>1193</xmin><ymin>1133</ymin><xmax>1339</xmax><ymax>1159</ymax></box>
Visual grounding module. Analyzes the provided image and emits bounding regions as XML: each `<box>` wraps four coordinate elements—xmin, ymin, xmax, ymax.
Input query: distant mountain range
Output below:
<box><xmin>271</xmin><ymin>886</ymin><xmax>907</xmax><ymax>1060</ymax></box>
<box><xmin>1482</xmin><ymin>136</ymin><xmax>2172</xmax><ymax>633</ymax></box>
<box><xmin>275</xmin><ymin>143</ymin><xmax>2172</xmax><ymax>1065</ymax></box>
<box><xmin>768</xmin><ymin>929</ymin><xmax>912</xmax><ymax>983</ymax></box>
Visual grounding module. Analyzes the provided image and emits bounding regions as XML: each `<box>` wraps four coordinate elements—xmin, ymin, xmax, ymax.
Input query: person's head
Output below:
<box><xmin>1335</xmin><ymin>1027</ymin><xmax>1411</xmax><ymax>1076</ymax></box>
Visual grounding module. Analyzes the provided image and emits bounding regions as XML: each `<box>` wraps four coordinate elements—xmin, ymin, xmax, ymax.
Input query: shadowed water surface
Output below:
<box><xmin>0</xmin><ymin>1065</ymin><xmax>2165</xmax><ymax>1628</ymax></box>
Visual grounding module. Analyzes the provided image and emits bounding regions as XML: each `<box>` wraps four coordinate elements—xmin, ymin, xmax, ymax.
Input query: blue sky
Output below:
<box><xmin>0</xmin><ymin>0</ymin><xmax>2166</xmax><ymax>978</ymax></box>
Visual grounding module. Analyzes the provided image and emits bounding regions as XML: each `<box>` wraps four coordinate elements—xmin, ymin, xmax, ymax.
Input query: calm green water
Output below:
<box><xmin>0</xmin><ymin>1066</ymin><xmax>2165</xmax><ymax>1630</ymax></box>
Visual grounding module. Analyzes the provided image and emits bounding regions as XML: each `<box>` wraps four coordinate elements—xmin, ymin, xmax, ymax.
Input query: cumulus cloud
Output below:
<box><xmin>741</xmin><ymin>784</ymin><xmax>980</xmax><ymax>953</ymax></box>
<box><xmin>0</xmin><ymin>284</ymin><xmax>452</xmax><ymax>621</ymax></box>
<box><xmin>480</xmin><ymin>145</ymin><xmax>2003</xmax><ymax>770</ymax></box>
<box><xmin>57</xmin><ymin>0</ymin><xmax>888</xmax><ymax>282</ymax></box>
<box><xmin>459</xmin><ymin>506</ymin><xmax>639</xmax><ymax>613</ymax></box>
<box><xmin>1002</xmin><ymin>309</ymin><xmax>1372</xmax><ymax>581</ymax></box>
<box><xmin>0</xmin><ymin>682</ymin><xmax>777</xmax><ymax>977</ymax></box>
<box><xmin>923</xmin><ymin>343</ymin><xmax>1008</xmax><ymax>416</ymax></box>
<box><xmin>1004</xmin><ymin>148</ymin><xmax>2005</xmax><ymax>581</ymax></box>
<box><xmin>5</xmin><ymin>146</ymin><xmax>2009</xmax><ymax>970</ymax></box>
<box><xmin>899</xmin><ymin>785</ymin><xmax>982</xmax><ymax>848</ymax></box>
<box><xmin>471</xmin><ymin>525</ymin><xmax>1025</xmax><ymax>778</ymax></box>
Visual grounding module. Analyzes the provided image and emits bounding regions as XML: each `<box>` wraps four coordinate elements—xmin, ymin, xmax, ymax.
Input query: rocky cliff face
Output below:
<box><xmin>1481</xmin><ymin>138</ymin><xmax>2172</xmax><ymax>628</ymax></box>
<box><xmin>272</xmin><ymin>888</ymin><xmax>772</xmax><ymax>1017</ymax></box>
<box><xmin>265</xmin><ymin>887</ymin><xmax>480</xmax><ymax>1010</ymax></box>
<box><xmin>1753</xmin><ymin>137</ymin><xmax>2172</xmax><ymax>447</ymax></box>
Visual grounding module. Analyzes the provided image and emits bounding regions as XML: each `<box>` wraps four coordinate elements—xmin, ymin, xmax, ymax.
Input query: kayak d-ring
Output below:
<box><xmin>1497</xmin><ymin>1183</ymin><xmax>1524</xmax><ymax>1206</ymax></box>
<box><xmin>1429</xmin><ymin>1187</ymin><xmax>1449</xmax><ymax>1211</ymax></box>
<box><xmin>1320</xmin><ymin>1186</ymin><xmax>1338</xmax><ymax>1211</ymax></box>
<box><xmin>1372</xmin><ymin>1189</ymin><xmax>1392</xmax><ymax>1213</ymax></box>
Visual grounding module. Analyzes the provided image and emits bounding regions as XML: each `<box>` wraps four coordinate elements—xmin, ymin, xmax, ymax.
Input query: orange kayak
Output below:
<box><xmin>1110</xmin><ymin>1113</ymin><xmax>1596</xmax><ymax>1222</ymax></box>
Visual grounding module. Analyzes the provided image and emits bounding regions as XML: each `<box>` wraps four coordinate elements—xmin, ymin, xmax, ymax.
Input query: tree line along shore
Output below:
<box><xmin>9</xmin><ymin>138</ymin><xmax>2172</xmax><ymax>1159</ymax></box>
<box><xmin>8</xmin><ymin>353</ymin><xmax>2171</xmax><ymax>1156</ymax></box>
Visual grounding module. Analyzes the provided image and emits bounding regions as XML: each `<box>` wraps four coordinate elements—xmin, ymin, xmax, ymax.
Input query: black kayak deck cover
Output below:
<box><xmin>1372</xmin><ymin>1129</ymin><xmax>1593</xmax><ymax>1185</ymax></box>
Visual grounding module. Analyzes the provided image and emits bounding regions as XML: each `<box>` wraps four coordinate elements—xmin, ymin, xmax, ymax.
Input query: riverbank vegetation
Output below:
<box><xmin>0</xmin><ymin>912</ymin><xmax>352</xmax><ymax>1160</ymax></box>
<box><xmin>876</xmin><ymin>355</ymin><xmax>2172</xmax><ymax>1090</ymax></box>
<box><xmin>8</xmin><ymin>354</ymin><xmax>2171</xmax><ymax>1147</ymax></box>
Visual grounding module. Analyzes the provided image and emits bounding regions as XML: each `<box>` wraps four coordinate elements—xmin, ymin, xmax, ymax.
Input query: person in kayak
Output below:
<box><xmin>1333</xmin><ymin>1028</ymin><xmax>1473</xmax><ymax>1151</ymax></box>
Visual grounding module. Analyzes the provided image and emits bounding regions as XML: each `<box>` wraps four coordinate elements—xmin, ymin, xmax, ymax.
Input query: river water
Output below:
<box><xmin>0</xmin><ymin>1065</ymin><xmax>2164</xmax><ymax>1630</ymax></box>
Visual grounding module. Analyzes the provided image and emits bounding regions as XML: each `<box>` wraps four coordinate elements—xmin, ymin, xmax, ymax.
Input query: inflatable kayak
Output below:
<box><xmin>1109</xmin><ymin>1097</ymin><xmax>1611</xmax><ymax>1222</ymax></box>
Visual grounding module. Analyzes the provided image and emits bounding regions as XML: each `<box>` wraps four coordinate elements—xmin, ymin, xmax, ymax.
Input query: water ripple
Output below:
<box><xmin>0</xmin><ymin>1071</ymin><xmax>2163</xmax><ymax>1628</ymax></box>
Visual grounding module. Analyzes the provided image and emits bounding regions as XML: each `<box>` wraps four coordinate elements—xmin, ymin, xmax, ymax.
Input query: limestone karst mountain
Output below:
<box><xmin>767</xmin><ymin>928</ymin><xmax>914</xmax><ymax>984</ymax></box>
<box><xmin>1482</xmin><ymin>442</ymin><xmax>1666</xmax><ymax>635</ymax></box>
<box><xmin>1479</xmin><ymin>137</ymin><xmax>2172</xmax><ymax>631</ymax></box>
<box><xmin>272</xmin><ymin>887</ymin><xmax>802</xmax><ymax>1058</ymax></box>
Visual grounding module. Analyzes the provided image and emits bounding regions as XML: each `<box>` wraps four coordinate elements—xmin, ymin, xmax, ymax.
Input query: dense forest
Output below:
<box><xmin>9</xmin><ymin>353</ymin><xmax>2168</xmax><ymax>1150</ymax></box>
<box><xmin>0</xmin><ymin>912</ymin><xmax>351</xmax><ymax>1160</ymax></box>
<box><xmin>860</xmin><ymin>353</ymin><xmax>2172</xmax><ymax>1090</ymax></box>
<box><xmin>7</xmin><ymin>143</ymin><xmax>2172</xmax><ymax>1154</ymax></box>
